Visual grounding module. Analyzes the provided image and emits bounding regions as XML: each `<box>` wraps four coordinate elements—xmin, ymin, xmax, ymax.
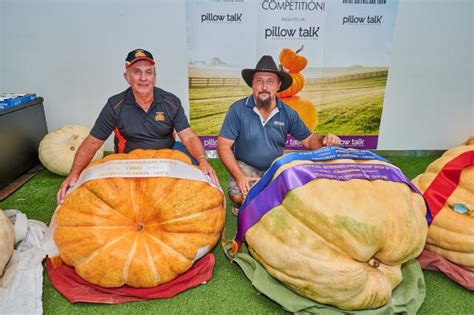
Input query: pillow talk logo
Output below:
<box><xmin>265</xmin><ymin>26</ymin><xmax>320</xmax><ymax>39</ymax></box>
<box><xmin>201</xmin><ymin>12</ymin><xmax>243</xmax><ymax>23</ymax></box>
<box><xmin>342</xmin><ymin>15</ymin><xmax>383</xmax><ymax>25</ymax></box>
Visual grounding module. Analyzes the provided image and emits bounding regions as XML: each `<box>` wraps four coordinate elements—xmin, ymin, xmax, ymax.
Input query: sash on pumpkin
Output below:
<box><xmin>422</xmin><ymin>150</ymin><xmax>474</xmax><ymax>219</ymax></box>
<box><xmin>232</xmin><ymin>148</ymin><xmax>429</xmax><ymax>254</ymax></box>
<box><xmin>41</xmin><ymin>158</ymin><xmax>224</xmax><ymax>263</ymax></box>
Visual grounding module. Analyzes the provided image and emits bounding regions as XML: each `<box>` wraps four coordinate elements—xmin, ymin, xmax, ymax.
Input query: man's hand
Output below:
<box><xmin>56</xmin><ymin>174</ymin><xmax>79</xmax><ymax>205</ymax></box>
<box><xmin>236</xmin><ymin>174</ymin><xmax>260</xmax><ymax>198</ymax></box>
<box><xmin>198</xmin><ymin>159</ymin><xmax>220</xmax><ymax>186</ymax></box>
<box><xmin>322</xmin><ymin>134</ymin><xmax>341</xmax><ymax>146</ymax></box>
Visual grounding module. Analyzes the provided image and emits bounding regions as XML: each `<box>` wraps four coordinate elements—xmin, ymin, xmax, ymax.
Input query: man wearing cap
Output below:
<box><xmin>57</xmin><ymin>48</ymin><xmax>217</xmax><ymax>204</ymax></box>
<box><xmin>217</xmin><ymin>55</ymin><xmax>341</xmax><ymax>215</ymax></box>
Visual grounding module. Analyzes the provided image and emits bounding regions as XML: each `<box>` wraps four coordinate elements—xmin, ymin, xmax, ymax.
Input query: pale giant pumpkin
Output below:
<box><xmin>0</xmin><ymin>210</ymin><xmax>14</xmax><ymax>276</ymax></box>
<box><xmin>39</xmin><ymin>125</ymin><xmax>104</xmax><ymax>176</ymax></box>
<box><xmin>54</xmin><ymin>149</ymin><xmax>225</xmax><ymax>288</ymax></box>
<box><xmin>245</xmin><ymin>159</ymin><xmax>428</xmax><ymax>310</ymax></box>
<box><xmin>412</xmin><ymin>140</ymin><xmax>474</xmax><ymax>269</ymax></box>
<box><xmin>281</xmin><ymin>96</ymin><xmax>318</xmax><ymax>132</ymax></box>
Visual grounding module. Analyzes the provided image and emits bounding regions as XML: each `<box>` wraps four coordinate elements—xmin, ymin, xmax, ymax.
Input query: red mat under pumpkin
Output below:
<box><xmin>417</xmin><ymin>249</ymin><xmax>474</xmax><ymax>291</ymax></box>
<box><xmin>45</xmin><ymin>253</ymin><xmax>215</xmax><ymax>304</ymax></box>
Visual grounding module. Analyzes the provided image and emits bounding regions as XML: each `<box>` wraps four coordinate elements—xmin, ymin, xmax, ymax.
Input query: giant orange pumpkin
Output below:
<box><xmin>279</xmin><ymin>46</ymin><xmax>308</xmax><ymax>73</ymax></box>
<box><xmin>54</xmin><ymin>149</ymin><xmax>225</xmax><ymax>288</ymax></box>
<box><xmin>277</xmin><ymin>73</ymin><xmax>304</xmax><ymax>98</ymax></box>
<box><xmin>281</xmin><ymin>96</ymin><xmax>318</xmax><ymax>132</ymax></box>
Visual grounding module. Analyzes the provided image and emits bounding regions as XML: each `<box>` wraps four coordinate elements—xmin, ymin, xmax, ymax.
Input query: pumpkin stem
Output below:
<box><xmin>136</xmin><ymin>223</ymin><xmax>145</xmax><ymax>231</ymax></box>
<box><xmin>296</xmin><ymin>45</ymin><xmax>304</xmax><ymax>54</ymax></box>
<box><xmin>368</xmin><ymin>258</ymin><xmax>380</xmax><ymax>268</ymax></box>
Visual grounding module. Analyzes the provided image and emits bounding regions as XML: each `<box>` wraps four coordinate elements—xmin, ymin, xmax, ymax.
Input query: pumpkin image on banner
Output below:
<box><xmin>231</xmin><ymin>148</ymin><xmax>428</xmax><ymax>311</ymax></box>
<box><xmin>281</xmin><ymin>96</ymin><xmax>318</xmax><ymax>132</ymax></box>
<box><xmin>277</xmin><ymin>46</ymin><xmax>318</xmax><ymax>132</ymax></box>
<box><xmin>276</xmin><ymin>73</ymin><xmax>304</xmax><ymax>98</ymax></box>
<box><xmin>54</xmin><ymin>149</ymin><xmax>225</xmax><ymax>288</ymax></box>
<box><xmin>412</xmin><ymin>137</ymin><xmax>474</xmax><ymax>288</ymax></box>
<box><xmin>39</xmin><ymin>125</ymin><xmax>104</xmax><ymax>176</ymax></box>
<box><xmin>279</xmin><ymin>46</ymin><xmax>308</xmax><ymax>73</ymax></box>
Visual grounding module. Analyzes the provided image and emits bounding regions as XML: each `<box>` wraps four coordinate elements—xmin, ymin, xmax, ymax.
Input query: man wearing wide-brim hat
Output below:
<box><xmin>217</xmin><ymin>55</ymin><xmax>341</xmax><ymax>215</ymax></box>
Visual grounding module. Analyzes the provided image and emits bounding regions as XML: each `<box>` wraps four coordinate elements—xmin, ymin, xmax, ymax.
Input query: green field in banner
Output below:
<box><xmin>190</xmin><ymin>74</ymin><xmax>387</xmax><ymax>135</ymax></box>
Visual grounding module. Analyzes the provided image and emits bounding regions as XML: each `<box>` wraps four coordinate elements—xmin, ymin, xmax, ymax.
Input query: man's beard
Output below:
<box><xmin>255</xmin><ymin>92</ymin><xmax>272</xmax><ymax>109</ymax></box>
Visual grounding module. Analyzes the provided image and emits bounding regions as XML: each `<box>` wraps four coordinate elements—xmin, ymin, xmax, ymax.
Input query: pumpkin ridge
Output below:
<box><xmin>123</xmin><ymin>233</ymin><xmax>140</xmax><ymax>284</ymax></box>
<box><xmin>75</xmin><ymin>231</ymin><xmax>134</xmax><ymax>267</ymax></box>
<box><xmin>157</xmin><ymin>207</ymin><xmax>222</xmax><ymax>225</ymax></box>
<box><xmin>146</xmin><ymin>233</ymin><xmax>191</xmax><ymax>263</ymax></box>
<box><xmin>142</xmin><ymin>234</ymin><xmax>161</xmax><ymax>284</ymax></box>
<box><xmin>80</xmin><ymin>182</ymin><xmax>135</xmax><ymax>224</ymax></box>
<box><xmin>279</xmin><ymin>195</ymin><xmax>369</xmax><ymax>258</ymax></box>
<box><xmin>142</xmin><ymin>178</ymin><xmax>179</xmax><ymax>222</ymax></box>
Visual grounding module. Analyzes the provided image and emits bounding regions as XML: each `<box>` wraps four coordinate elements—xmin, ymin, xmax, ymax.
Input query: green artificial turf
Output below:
<box><xmin>0</xmin><ymin>156</ymin><xmax>473</xmax><ymax>314</ymax></box>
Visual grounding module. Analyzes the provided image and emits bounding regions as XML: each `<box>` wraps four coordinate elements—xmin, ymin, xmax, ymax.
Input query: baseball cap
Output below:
<box><xmin>125</xmin><ymin>49</ymin><xmax>155</xmax><ymax>67</ymax></box>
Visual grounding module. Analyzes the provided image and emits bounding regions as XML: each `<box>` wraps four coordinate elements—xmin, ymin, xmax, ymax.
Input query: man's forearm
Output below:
<box><xmin>217</xmin><ymin>144</ymin><xmax>245</xmax><ymax>180</ymax></box>
<box><xmin>69</xmin><ymin>135</ymin><xmax>104</xmax><ymax>177</ymax></box>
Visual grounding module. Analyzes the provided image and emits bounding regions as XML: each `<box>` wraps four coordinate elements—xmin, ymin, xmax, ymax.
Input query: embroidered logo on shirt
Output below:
<box><xmin>155</xmin><ymin>112</ymin><xmax>166</xmax><ymax>121</ymax></box>
<box><xmin>274</xmin><ymin>121</ymin><xmax>285</xmax><ymax>126</ymax></box>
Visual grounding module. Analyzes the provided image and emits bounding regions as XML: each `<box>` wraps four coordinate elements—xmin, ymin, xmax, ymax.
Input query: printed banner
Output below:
<box><xmin>186</xmin><ymin>0</ymin><xmax>399</xmax><ymax>150</ymax></box>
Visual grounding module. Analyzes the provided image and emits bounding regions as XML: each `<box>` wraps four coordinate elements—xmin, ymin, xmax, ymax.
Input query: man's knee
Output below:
<box><xmin>229</xmin><ymin>193</ymin><xmax>244</xmax><ymax>206</ymax></box>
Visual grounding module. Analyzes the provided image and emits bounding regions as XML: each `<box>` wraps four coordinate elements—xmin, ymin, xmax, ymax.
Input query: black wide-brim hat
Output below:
<box><xmin>241</xmin><ymin>55</ymin><xmax>292</xmax><ymax>92</ymax></box>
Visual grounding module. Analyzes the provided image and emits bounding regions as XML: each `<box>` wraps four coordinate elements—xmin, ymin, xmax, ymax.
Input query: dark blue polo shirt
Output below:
<box><xmin>219</xmin><ymin>96</ymin><xmax>312</xmax><ymax>171</ymax></box>
<box><xmin>90</xmin><ymin>87</ymin><xmax>190</xmax><ymax>153</ymax></box>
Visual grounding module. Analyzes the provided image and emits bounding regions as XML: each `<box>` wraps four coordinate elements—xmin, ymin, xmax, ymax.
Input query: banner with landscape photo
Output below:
<box><xmin>186</xmin><ymin>0</ymin><xmax>399</xmax><ymax>150</ymax></box>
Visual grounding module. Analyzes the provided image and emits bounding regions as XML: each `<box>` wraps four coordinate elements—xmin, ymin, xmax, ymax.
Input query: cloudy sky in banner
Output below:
<box><xmin>323</xmin><ymin>0</ymin><xmax>400</xmax><ymax>67</ymax></box>
<box><xmin>186</xmin><ymin>0</ymin><xmax>257</xmax><ymax>68</ymax></box>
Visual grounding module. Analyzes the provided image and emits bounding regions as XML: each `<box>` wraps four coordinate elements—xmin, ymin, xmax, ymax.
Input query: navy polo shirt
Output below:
<box><xmin>219</xmin><ymin>96</ymin><xmax>312</xmax><ymax>171</ymax></box>
<box><xmin>90</xmin><ymin>87</ymin><xmax>190</xmax><ymax>153</ymax></box>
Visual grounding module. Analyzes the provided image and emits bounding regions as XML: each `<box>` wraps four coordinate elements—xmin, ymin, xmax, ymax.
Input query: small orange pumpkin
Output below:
<box><xmin>277</xmin><ymin>73</ymin><xmax>304</xmax><ymax>98</ymax></box>
<box><xmin>279</xmin><ymin>46</ymin><xmax>308</xmax><ymax>73</ymax></box>
<box><xmin>281</xmin><ymin>96</ymin><xmax>318</xmax><ymax>132</ymax></box>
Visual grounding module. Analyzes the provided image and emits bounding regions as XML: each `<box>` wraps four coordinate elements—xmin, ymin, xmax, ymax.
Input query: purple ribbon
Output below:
<box><xmin>235</xmin><ymin>162</ymin><xmax>425</xmax><ymax>244</ymax></box>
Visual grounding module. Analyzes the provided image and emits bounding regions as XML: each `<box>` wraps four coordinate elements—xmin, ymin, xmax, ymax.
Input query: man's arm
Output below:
<box><xmin>217</xmin><ymin>136</ymin><xmax>259</xmax><ymax>197</ymax></box>
<box><xmin>56</xmin><ymin>135</ymin><xmax>104</xmax><ymax>204</ymax></box>
<box><xmin>178</xmin><ymin>127</ymin><xmax>219</xmax><ymax>185</ymax></box>
<box><xmin>301</xmin><ymin>133</ymin><xmax>341</xmax><ymax>150</ymax></box>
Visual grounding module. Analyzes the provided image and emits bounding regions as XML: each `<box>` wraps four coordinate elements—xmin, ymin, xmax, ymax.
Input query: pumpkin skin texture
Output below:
<box><xmin>281</xmin><ymin>96</ymin><xmax>318</xmax><ymax>132</ymax></box>
<box><xmin>245</xmin><ymin>159</ymin><xmax>428</xmax><ymax>310</ymax></box>
<box><xmin>0</xmin><ymin>210</ymin><xmax>14</xmax><ymax>276</ymax></box>
<box><xmin>277</xmin><ymin>73</ymin><xmax>304</xmax><ymax>98</ymax></box>
<box><xmin>39</xmin><ymin>125</ymin><xmax>104</xmax><ymax>176</ymax></box>
<box><xmin>54</xmin><ymin>149</ymin><xmax>225</xmax><ymax>288</ymax></box>
<box><xmin>279</xmin><ymin>46</ymin><xmax>308</xmax><ymax>73</ymax></box>
<box><xmin>412</xmin><ymin>141</ymin><xmax>474</xmax><ymax>269</ymax></box>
